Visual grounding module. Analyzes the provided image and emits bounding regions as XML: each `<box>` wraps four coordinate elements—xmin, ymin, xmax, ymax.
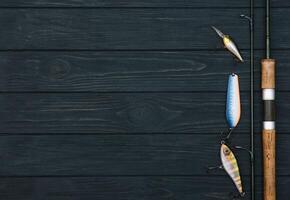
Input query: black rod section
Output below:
<box><xmin>264</xmin><ymin>101</ymin><xmax>275</xmax><ymax>121</ymax></box>
<box><xmin>266</xmin><ymin>0</ymin><xmax>270</xmax><ymax>58</ymax></box>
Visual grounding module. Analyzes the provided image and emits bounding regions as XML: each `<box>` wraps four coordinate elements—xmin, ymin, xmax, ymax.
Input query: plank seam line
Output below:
<box><xmin>0</xmin><ymin>6</ymin><xmax>273</xmax><ymax>9</ymax></box>
<box><xmin>0</xmin><ymin>132</ymin><xmax>288</xmax><ymax>136</ymax></box>
<box><xmin>0</xmin><ymin>91</ymin><xmax>229</xmax><ymax>94</ymax></box>
<box><xmin>0</xmin><ymin>175</ymin><xmax>275</xmax><ymax>178</ymax></box>
<box><xmin>0</xmin><ymin>48</ymin><xmax>284</xmax><ymax>52</ymax></box>
<box><xmin>0</xmin><ymin>90</ymin><xmax>289</xmax><ymax>94</ymax></box>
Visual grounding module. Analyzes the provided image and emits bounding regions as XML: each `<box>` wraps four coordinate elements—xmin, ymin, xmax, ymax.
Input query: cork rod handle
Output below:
<box><xmin>262</xmin><ymin>129</ymin><xmax>276</xmax><ymax>200</ymax></box>
<box><xmin>261</xmin><ymin>59</ymin><xmax>275</xmax><ymax>89</ymax></box>
<box><xmin>261</xmin><ymin>59</ymin><xmax>276</xmax><ymax>200</ymax></box>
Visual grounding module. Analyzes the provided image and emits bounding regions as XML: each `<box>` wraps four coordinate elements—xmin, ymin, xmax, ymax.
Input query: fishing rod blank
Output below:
<box><xmin>241</xmin><ymin>0</ymin><xmax>255</xmax><ymax>198</ymax></box>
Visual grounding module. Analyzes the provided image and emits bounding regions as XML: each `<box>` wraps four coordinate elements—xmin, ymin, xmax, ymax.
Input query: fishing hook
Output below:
<box><xmin>235</xmin><ymin>146</ymin><xmax>254</xmax><ymax>162</ymax></box>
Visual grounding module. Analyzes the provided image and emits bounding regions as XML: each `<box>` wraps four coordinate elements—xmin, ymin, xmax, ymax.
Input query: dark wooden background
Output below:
<box><xmin>0</xmin><ymin>0</ymin><xmax>289</xmax><ymax>199</ymax></box>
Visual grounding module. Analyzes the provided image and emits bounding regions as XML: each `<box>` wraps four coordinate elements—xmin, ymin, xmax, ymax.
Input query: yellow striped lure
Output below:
<box><xmin>212</xmin><ymin>26</ymin><xmax>244</xmax><ymax>62</ymax></box>
<box><xmin>221</xmin><ymin>142</ymin><xmax>245</xmax><ymax>197</ymax></box>
<box><xmin>207</xmin><ymin>141</ymin><xmax>246</xmax><ymax>198</ymax></box>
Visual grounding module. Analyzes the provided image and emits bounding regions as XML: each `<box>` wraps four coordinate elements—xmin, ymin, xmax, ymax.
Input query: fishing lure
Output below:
<box><xmin>226</xmin><ymin>73</ymin><xmax>241</xmax><ymax>131</ymax></box>
<box><xmin>221</xmin><ymin>142</ymin><xmax>245</xmax><ymax>197</ymax></box>
<box><xmin>212</xmin><ymin>26</ymin><xmax>244</xmax><ymax>62</ymax></box>
<box><xmin>208</xmin><ymin>73</ymin><xmax>246</xmax><ymax>197</ymax></box>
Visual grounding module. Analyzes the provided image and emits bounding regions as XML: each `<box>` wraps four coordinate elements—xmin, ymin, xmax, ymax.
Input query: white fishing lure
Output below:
<box><xmin>226</xmin><ymin>73</ymin><xmax>241</xmax><ymax>129</ymax></box>
<box><xmin>212</xmin><ymin>26</ymin><xmax>244</xmax><ymax>62</ymax></box>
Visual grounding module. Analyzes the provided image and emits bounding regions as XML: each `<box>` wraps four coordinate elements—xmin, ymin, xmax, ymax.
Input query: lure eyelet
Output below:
<box><xmin>223</xmin><ymin>148</ymin><xmax>231</xmax><ymax>156</ymax></box>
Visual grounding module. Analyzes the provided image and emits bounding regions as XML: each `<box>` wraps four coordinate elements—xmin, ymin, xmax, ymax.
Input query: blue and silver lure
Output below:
<box><xmin>226</xmin><ymin>73</ymin><xmax>241</xmax><ymax>130</ymax></box>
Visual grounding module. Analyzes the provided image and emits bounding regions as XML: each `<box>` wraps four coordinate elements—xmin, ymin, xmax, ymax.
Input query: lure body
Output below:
<box><xmin>221</xmin><ymin>144</ymin><xmax>244</xmax><ymax>196</ymax></box>
<box><xmin>226</xmin><ymin>73</ymin><xmax>241</xmax><ymax>129</ymax></box>
<box><xmin>212</xmin><ymin>26</ymin><xmax>244</xmax><ymax>62</ymax></box>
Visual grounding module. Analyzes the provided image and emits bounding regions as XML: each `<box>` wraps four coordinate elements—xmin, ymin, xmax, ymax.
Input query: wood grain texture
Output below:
<box><xmin>0</xmin><ymin>50</ymin><xmax>255</xmax><ymax>92</ymax></box>
<box><xmin>0</xmin><ymin>8</ymin><xmax>288</xmax><ymax>50</ymax></box>
<box><xmin>0</xmin><ymin>0</ymin><xmax>289</xmax><ymax>8</ymax></box>
<box><xmin>1</xmin><ymin>92</ymin><xmax>290</xmax><ymax>134</ymax></box>
<box><xmin>0</xmin><ymin>134</ymin><xmax>287</xmax><ymax>176</ymax></box>
<box><xmin>0</xmin><ymin>92</ymin><xmax>253</xmax><ymax>134</ymax></box>
<box><xmin>1</xmin><ymin>8</ymin><xmax>290</xmax><ymax>50</ymax></box>
<box><xmin>0</xmin><ymin>134</ymin><xmax>248</xmax><ymax>176</ymax></box>
<box><xmin>0</xmin><ymin>0</ymin><xmax>262</xmax><ymax>8</ymax></box>
<box><xmin>1</xmin><ymin>176</ymin><xmax>290</xmax><ymax>200</ymax></box>
<box><xmin>0</xmin><ymin>176</ymin><xmax>260</xmax><ymax>200</ymax></box>
<box><xmin>0</xmin><ymin>50</ymin><xmax>289</xmax><ymax>92</ymax></box>
<box><xmin>0</xmin><ymin>50</ymin><xmax>256</xmax><ymax>92</ymax></box>
<box><xmin>0</xmin><ymin>0</ymin><xmax>266</xmax><ymax>8</ymax></box>
<box><xmin>0</xmin><ymin>8</ymin><xmax>269</xmax><ymax>50</ymax></box>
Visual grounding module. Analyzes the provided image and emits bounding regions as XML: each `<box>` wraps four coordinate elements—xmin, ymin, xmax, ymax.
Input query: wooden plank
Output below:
<box><xmin>0</xmin><ymin>92</ymin><xmax>252</xmax><ymax>134</ymax></box>
<box><xmin>0</xmin><ymin>134</ymin><xmax>246</xmax><ymax>176</ymax></box>
<box><xmin>0</xmin><ymin>8</ymin><xmax>268</xmax><ymax>50</ymax></box>
<box><xmin>0</xmin><ymin>8</ymin><xmax>288</xmax><ymax>50</ymax></box>
<box><xmin>0</xmin><ymin>176</ymin><xmax>290</xmax><ymax>200</ymax></box>
<box><xmin>0</xmin><ymin>50</ymin><xmax>289</xmax><ymax>92</ymax></box>
<box><xmin>3</xmin><ymin>176</ymin><xmax>289</xmax><ymax>200</ymax></box>
<box><xmin>0</xmin><ymin>0</ymin><xmax>265</xmax><ymax>8</ymax></box>
<box><xmin>0</xmin><ymin>134</ymin><xmax>288</xmax><ymax>176</ymax></box>
<box><xmin>2</xmin><ymin>92</ymin><xmax>290</xmax><ymax>134</ymax></box>
<box><xmin>0</xmin><ymin>0</ymin><xmax>288</xmax><ymax>8</ymax></box>
<box><xmin>0</xmin><ymin>176</ymin><xmax>265</xmax><ymax>200</ymax></box>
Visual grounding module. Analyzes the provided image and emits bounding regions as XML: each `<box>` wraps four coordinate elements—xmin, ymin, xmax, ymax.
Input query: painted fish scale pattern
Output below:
<box><xmin>226</xmin><ymin>74</ymin><xmax>241</xmax><ymax>129</ymax></box>
<box><xmin>220</xmin><ymin>144</ymin><xmax>243</xmax><ymax>194</ymax></box>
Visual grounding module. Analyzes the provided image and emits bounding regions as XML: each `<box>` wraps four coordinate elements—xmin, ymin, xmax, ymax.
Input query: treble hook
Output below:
<box><xmin>235</xmin><ymin>145</ymin><xmax>254</xmax><ymax>163</ymax></box>
<box><xmin>235</xmin><ymin>146</ymin><xmax>253</xmax><ymax>156</ymax></box>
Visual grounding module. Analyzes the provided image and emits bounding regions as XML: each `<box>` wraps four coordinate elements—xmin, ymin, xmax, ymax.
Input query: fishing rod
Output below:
<box><xmin>261</xmin><ymin>0</ymin><xmax>276</xmax><ymax>199</ymax></box>
<box><xmin>240</xmin><ymin>0</ymin><xmax>255</xmax><ymax>199</ymax></box>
